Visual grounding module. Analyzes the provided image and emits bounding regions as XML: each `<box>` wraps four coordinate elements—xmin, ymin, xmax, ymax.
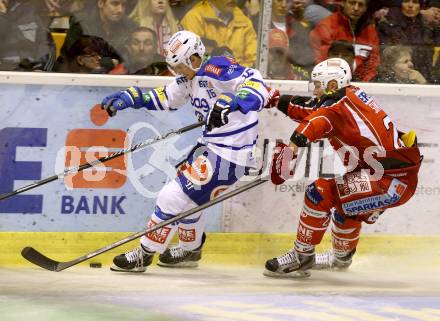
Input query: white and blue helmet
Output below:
<box><xmin>165</xmin><ymin>30</ymin><xmax>205</xmax><ymax>72</ymax></box>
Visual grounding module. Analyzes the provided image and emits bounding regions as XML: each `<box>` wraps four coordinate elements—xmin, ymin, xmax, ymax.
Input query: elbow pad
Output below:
<box><xmin>290</xmin><ymin>131</ymin><xmax>309</xmax><ymax>147</ymax></box>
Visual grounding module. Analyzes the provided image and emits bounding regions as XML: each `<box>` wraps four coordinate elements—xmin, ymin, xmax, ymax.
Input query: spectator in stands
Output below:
<box><xmin>61</xmin><ymin>0</ymin><xmax>138</xmax><ymax>59</ymax></box>
<box><xmin>0</xmin><ymin>0</ymin><xmax>56</xmax><ymax>71</ymax></box>
<box><xmin>30</xmin><ymin>0</ymin><xmax>89</xmax><ymax>32</ymax></box>
<box><xmin>302</xmin><ymin>0</ymin><xmax>331</xmax><ymax>26</ymax></box>
<box><xmin>378</xmin><ymin>0</ymin><xmax>434</xmax><ymax>81</ymax></box>
<box><xmin>309</xmin><ymin>0</ymin><xmax>380</xmax><ymax>82</ymax></box>
<box><xmin>211</xmin><ymin>45</ymin><xmax>235</xmax><ymax>57</ymax></box>
<box><xmin>130</xmin><ymin>0</ymin><xmax>180</xmax><ymax>56</ymax></box>
<box><xmin>201</xmin><ymin>37</ymin><xmax>235</xmax><ymax>57</ymax></box>
<box><xmin>375</xmin><ymin>45</ymin><xmax>427</xmax><ymax>84</ymax></box>
<box><xmin>272</xmin><ymin>0</ymin><xmax>288</xmax><ymax>31</ymax></box>
<box><xmin>420</xmin><ymin>1</ymin><xmax>440</xmax><ymax>27</ymax></box>
<box><xmin>54</xmin><ymin>35</ymin><xmax>119</xmax><ymax>73</ymax></box>
<box><xmin>181</xmin><ymin>0</ymin><xmax>257</xmax><ymax>67</ymax></box>
<box><xmin>47</xmin><ymin>0</ymin><xmax>89</xmax><ymax>16</ymax></box>
<box><xmin>111</xmin><ymin>27</ymin><xmax>169</xmax><ymax>75</ymax></box>
<box><xmin>239</xmin><ymin>0</ymin><xmax>260</xmax><ymax>31</ymax></box>
<box><xmin>169</xmin><ymin>0</ymin><xmax>198</xmax><ymax>22</ymax></box>
<box><xmin>315</xmin><ymin>0</ymin><xmax>343</xmax><ymax>12</ymax></box>
<box><xmin>327</xmin><ymin>39</ymin><xmax>355</xmax><ymax>72</ymax></box>
<box><xmin>268</xmin><ymin>28</ymin><xmax>309</xmax><ymax>80</ymax></box>
<box><xmin>287</xmin><ymin>0</ymin><xmax>317</xmax><ymax>71</ymax></box>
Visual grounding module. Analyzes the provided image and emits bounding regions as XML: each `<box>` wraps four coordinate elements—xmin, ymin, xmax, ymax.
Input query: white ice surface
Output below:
<box><xmin>1</xmin><ymin>255</ymin><xmax>440</xmax><ymax>321</ymax></box>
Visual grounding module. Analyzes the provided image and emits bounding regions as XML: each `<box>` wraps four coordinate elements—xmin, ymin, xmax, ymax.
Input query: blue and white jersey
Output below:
<box><xmin>142</xmin><ymin>56</ymin><xmax>270</xmax><ymax>167</ymax></box>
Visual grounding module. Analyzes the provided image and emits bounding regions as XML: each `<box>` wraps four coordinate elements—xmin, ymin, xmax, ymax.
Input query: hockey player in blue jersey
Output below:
<box><xmin>101</xmin><ymin>30</ymin><xmax>270</xmax><ymax>272</ymax></box>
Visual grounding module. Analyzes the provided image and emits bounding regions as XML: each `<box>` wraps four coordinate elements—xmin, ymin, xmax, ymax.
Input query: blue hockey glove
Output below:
<box><xmin>101</xmin><ymin>86</ymin><xmax>145</xmax><ymax>117</ymax></box>
<box><xmin>206</xmin><ymin>93</ymin><xmax>235</xmax><ymax>131</ymax></box>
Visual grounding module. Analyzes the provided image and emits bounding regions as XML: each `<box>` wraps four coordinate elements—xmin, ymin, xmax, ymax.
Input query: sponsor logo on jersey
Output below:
<box><xmin>336</xmin><ymin>172</ymin><xmax>372</xmax><ymax>199</ymax></box>
<box><xmin>355</xmin><ymin>89</ymin><xmax>372</xmax><ymax>105</ymax></box>
<box><xmin>395</xmin><ymin>183</ymin><xmax>406</xmax><ymax>196</ymax></box>
<box><xmin>331</xmin><ymin>208</ymin><xmax>345</xmax><ymax>225</ymax></box>
<box><xmin>237</xmin><ymin>90</ymin><xmax>249</xmax><ymax>99</ymax></box>
<box><xmin>354</xmin><ymin>89</ymin><xmax>382</xmax><ymax>113</ymax></box>
<box><xmin>305</xmin><ymin>183</ymin><xmax>323</xmax><ymax>205</ymax></box>
<box><xmin>154</xmin><ymin>87</ymin><xmax>166</xmax><ymax>102</ymax></box>
<box><xmin>169</xmin><ymin>39</ymin><xmax>182</xmax><ymax>53</ymax></box>
<box><xmin>128</xmin><ymin>87</ymin><xmax>139</xmax><ymax>98</ymax></box>
<box><xmin>333</xmin><ymin>237</ymin><xmax>351</xmax><ymax>251</ymax></box>
<box><xmin>388</xmin><ymin>172</ymin><xmax>408</xmax><ymax>177</ymax></box>
<box><xmin>297</xmin><ymin>222</ymin><xmax>315</xmax><ymax>243</ymax></box>
<box><xmin>225</xmin><ymin>56</ymin><xmax>238</xmax><ymax>64</ymax></box>
<box><xmin>364</xmin><ymin>210</ymin><xmax>382</xmax><ymax>223</ymax></box>
<box><xmin>342</xmin><ymin>179</ymin><xmax>407</xmax><ymax>215</ymax></box>
<box><xmin>239</xmin><ymin>80</ymin><xmax>261</xmax><ymax>91</ymax></box>
<box><xmin>227</xmin><ymin>64</ymin><xmax>238</xmax><ymax>74</ymax></box>
<box><xmin>179</xmin><ymin>155</ymin><xmax>213</xmax><ymax>186</ymax></box>
<box><xmin>205</xmin><ymin>64</ymin><xmax>222</xmax><ymax>76</ymax></box>
<box><xmin>178</xmin><ymin>227</ymin><xmax>196</xmax><ymax>242</ymax></box>
<box><xmin>218</xmin><ymin>94</ymin><xmax>233</xmax><ymax>103</ymax></box>
<box><xmin>302</xmin><ymin>204</ymin><xmax>327</xmax><ymax>218</ymax></box>
<box><xmin>143</xmin><ymin>93</ymin><xmax>151</xmax><ymax>102</ymax></box>
<box><xmin>176</xmin><ymin>76</ymin><xmax>187</xmax><ymax>85</ymax></box>
<box><xmin>146</xmin><ymin>219</ymin><xmax>172</xmax><ymax>244</ymax></box>
<box><xmin>210</xmin><ymin>185</ymin><xmax>228</xmax><ymax>200</ymax></box>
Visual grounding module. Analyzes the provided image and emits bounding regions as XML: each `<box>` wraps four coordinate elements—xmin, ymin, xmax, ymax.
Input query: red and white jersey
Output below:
<box><xmin>290</xmin><ymin>85</ymin><xmax>402</xmax><ymax>165</ymax></box>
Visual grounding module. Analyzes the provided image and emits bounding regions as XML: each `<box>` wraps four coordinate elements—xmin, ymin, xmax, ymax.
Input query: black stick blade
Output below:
<box><xmin>21</xmin><ymin>247</ymin><xmax>60</xmax><ymax>271</ymax></box>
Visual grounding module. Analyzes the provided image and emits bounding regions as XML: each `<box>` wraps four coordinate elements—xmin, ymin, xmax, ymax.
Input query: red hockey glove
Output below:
<box><xmin>271</xmin><ymin>141</ymin><xmax>297</xmax><ymax>185</ymax></box>
<box><xmin>264</xmin><ymin>87</ymin><xmax>280</xmax><ymax>109</ymax></box>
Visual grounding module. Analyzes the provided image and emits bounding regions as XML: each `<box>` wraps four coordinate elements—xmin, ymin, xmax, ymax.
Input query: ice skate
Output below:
<box><xmin>110</xmin><ymin>245</ymin><xmax>154</xmax><ymax>272</ymax></box>
<box><xmin>158</xmin><ymin>233</ymin><xmax>206</xmax><ymax>268</ymax></box>
<box><xmin>264</xmin><ymin>249</ymin><xmax>314</xmax><ymax>278</ymax></box>
<box><xmin>313</xmin><ymin>249</ymin><xmax>355</xmax><ymax>270</ymax></box>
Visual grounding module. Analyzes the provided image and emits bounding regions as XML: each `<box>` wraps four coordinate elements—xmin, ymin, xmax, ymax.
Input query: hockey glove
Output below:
<box><xmin>101</xmin><ymin>86</ymin><xmax>145</xmax><ymax>117</ymax></box>
<box><xmin>264</xmin><ymin>87</ymin><xmax>280</xmax><ymax>109</ymax></box>
<box><xmin>206</xmin><ymin>94</ymin><xmax>235</xmax><ymax>131</ymax></box>
<box><xmin>271</xmin><ymin>141</ymin><xmax>297</xmax><ymax>185</ymax></box>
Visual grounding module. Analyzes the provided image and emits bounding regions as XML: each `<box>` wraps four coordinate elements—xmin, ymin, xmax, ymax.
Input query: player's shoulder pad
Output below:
<box><xmin>197</xmin><ymin>56</ymin><xmax>246</xmax><ymax>81</ymax></box>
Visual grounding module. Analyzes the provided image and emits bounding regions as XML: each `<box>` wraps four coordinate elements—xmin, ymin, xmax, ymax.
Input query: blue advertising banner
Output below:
<box><xmin>0</xmin><ymin>84</ymin><xmax>223</xmax><ymax>232</ymax></box>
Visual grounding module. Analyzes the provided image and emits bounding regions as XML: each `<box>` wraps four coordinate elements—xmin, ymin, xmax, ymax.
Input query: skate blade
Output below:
<box><xmin>311</xmin><ymin>265</ymin><xmax>332</xmax><ymax>271</ymax></box>
<box><xmin>311</xmin><ymin>265</ymin><xmax>350</xmax><ymax>271</ymax></box>
<box><xmin>263</xmin><ymin>269</ymin><xmax>311</xmax><ymax>279</ymax></box>
<box><xmin>110</xmin><ymin>265</ymin><xmax>147</xmax><ymax>273</ymax></box>
<box><xmin>157</xmin><ymin>261</ymin><xmax>199</xmax><ymax>268</ymax></box>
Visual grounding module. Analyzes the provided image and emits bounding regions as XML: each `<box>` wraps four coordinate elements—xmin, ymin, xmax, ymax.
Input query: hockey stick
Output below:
<box><xmin>21</xmin><ymin>177</ymin><xmax>268</xmax><ymax>271</ymax></box>
<box><xmin>21</xmin><ymin>140</ymin><xmax>271</xmax><ymax>272</ymax></box>
<box><xmin>0</xmin><ymin>121</ymin><xmax>204</xmax><ymax>201</ymax></box>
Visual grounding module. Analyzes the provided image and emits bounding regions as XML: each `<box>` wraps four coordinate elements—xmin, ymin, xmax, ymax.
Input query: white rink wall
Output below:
<box><xmin>227</xmin><ymin>81</ymin><xmax>440</xmax><ymax>234</ymax></box>
<box><xmin>0</xmin><ymin>72</ymin><xmax>439</xmax><ymax>234</ymax></box>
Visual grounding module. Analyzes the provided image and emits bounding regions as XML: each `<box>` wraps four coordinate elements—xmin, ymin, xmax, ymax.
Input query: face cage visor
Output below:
<box><xmin>308</xmin><ymin>80</ymin><xmax>323</xmax><ymax>95</ymax></box>
<box><xmin>167</xmin><ymin>54</ymin><xmax>202</xmax><ymax>76</ymax></box>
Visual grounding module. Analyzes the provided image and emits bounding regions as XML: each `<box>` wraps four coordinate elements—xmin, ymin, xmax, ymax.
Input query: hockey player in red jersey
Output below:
<box><xmin>264</xmin><ymin>58</ymin><xmax>422</xmax><ymax>277</ymax></box>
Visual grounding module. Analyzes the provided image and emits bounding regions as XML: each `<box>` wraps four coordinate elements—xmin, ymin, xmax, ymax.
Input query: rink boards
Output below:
<box><xmin>1</xmin><ymin>232</ymin><xmax>440</xmax><ymax>268</ymax></box>
<box><xmin>0</xmin><ymin>73</ymin><xmax>439</xmax><ymax>236</ymax></box>
<box><xmin>2</xmin><ymin>67</ymin><xmax>440</xmax><ymax>321</ymax></box>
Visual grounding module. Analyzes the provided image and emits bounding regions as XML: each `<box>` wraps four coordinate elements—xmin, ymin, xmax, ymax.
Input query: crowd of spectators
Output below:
<box><xmin>1</xmin><ymin>0</ymin><xmax>440</xmax><ymax>85</ymax></box>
